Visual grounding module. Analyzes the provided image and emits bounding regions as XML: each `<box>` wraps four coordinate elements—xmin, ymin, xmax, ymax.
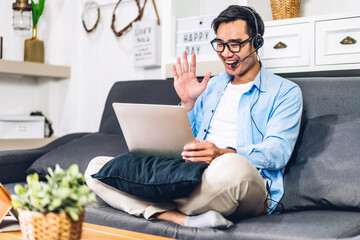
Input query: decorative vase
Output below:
<box><xmin>24</xmin><ymin>26</ymin><xmax>44</xmax><ymax>63</ymax></box>
<box><xmin>18</xmin><ymin>209</ymin><xmax>84</xmax><ymax>240</ymax></box>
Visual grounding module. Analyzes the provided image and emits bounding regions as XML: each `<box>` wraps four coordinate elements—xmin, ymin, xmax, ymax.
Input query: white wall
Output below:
<box><xmin>248</xmin><ymin>0</ymin><xmax>359</xmax><ymax>21</ymax></box>
<box><xmin>0</xmin><ymin>1</ymin><xmax>44</xmax><ymax>117</ymax></box>
<box><xmin>0</xmin><ymin>0</ymin><xmax>164</xmax><ymax>136</ymax></box>
<box><xmin>0</xmin><ymin>0</ymin><xmax>359</xmax><ymax>136</ymax></box>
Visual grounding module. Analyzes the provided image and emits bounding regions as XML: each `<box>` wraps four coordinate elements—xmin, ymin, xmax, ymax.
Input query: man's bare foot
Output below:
<box><xmin>155</xmin><ymin>210</ymin><xmax>186</xmax><ymax>226</ymax></box>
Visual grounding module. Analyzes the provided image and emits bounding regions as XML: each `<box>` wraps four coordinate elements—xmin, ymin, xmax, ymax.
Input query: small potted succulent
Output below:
<box><xmin>11</xmin><ymin>164</ymin><xmax>96</xmax><ymax>240</ymax></box>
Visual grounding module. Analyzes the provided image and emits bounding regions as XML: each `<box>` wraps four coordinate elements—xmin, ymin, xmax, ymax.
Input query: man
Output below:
<box><xmin>85</xmin><ymin>5</ymin><xmax>302</xmax><ymax>229</ymax></box>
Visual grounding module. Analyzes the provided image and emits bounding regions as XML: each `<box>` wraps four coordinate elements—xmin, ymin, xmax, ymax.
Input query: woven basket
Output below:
<box><xmin>270</xmin><ymin>0</ymin><xmax>301</xmax><ymax>20</ymax></box>
<box><xmin>18</xmin><ymin>209</ymin><xmax>84</xmax><ymax>240</ymax></box>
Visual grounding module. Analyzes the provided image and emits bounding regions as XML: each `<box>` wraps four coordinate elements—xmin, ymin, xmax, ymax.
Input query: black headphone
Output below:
<box><xmin>241</xmin><ymin>7</ymin><xmax>265</xmax><ymax>141</ymax></box>
<box><xmin>230</xmin><ymin>6</ymin><xmax>264</xmax><ymax>68</ymax></box>
<box><xmin>243</xmin><ymin>6</ymin><xmax>264</xmax><ymax>50</ymax></box>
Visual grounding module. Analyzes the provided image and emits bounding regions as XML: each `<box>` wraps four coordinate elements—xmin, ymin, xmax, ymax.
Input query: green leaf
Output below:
<box><xmin>53</xmin><ymin>188</ymin><xmax>71</xmax><ymax>199</ymax></box>
<box><xmin>78</xmin><ymin>185</ymin><xmax>89</xmax><ymax>195</ymax></box>
<box><xmin>40</xmin><ymin>196</ymin><xmax>50</xmax><ymax>207</ymax></box>
<box><xmin>66</xmin><ymin>207</ymin><xmax>79</xmax><ymax>221</ymax></box>
<box><xmin>49</xmin><ymin>198</ymin><xmax>62</xmax><ymax>211</ymax></box>
<box><xmin>54</xmin><ymin>164</ymin><xmax>64</xmax><ymax>175</ymax></box>
<box><xmin>11</xmin><ymin>196</ymin><xmax>22</xmax><ymax>210</ymax></box>
<box><xmin>68</xmin><ymin>164</ymin><xmax>79</xmax><ymax>176</ymax></box>
<box><xmin>47</xmin><ymin>167</ymin><xmax>54</xmax><ymax>177</ymax></box>
<box><xmin>26</xmin><ymin>173</ymin><xmax>39</xmax><ymax>185</ymax></box>
<box><xmin>31</xmin><ymin>0</ymin><xmax>45</xmax><ymax>27</ymax></box>
<box><xmin>30</xmin><ymin>196</ymin><xmax>42</xmax><ymax>211</ymax></box>
<box><xmin>38</xmin><ymin>0</ymin><xmax>45</xmax><ymax>19</ymax></box>
<box><xmin>14</xmin><ymin>184</ymin><xmax>25</xmax><ymax>195</ymax></box>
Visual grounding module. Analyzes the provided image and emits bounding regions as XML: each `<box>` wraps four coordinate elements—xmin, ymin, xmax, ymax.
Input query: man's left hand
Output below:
<box><xmin>182</xmin><ymin>138</ymin><xmax>236</xmax><ymax>164</ymax></box>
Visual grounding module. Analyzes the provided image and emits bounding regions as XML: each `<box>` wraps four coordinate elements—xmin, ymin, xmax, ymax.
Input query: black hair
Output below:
<box><xmin>211</xmin><ymin>5</ymin><xmax>265</xmax><ymax>37</ymax></box>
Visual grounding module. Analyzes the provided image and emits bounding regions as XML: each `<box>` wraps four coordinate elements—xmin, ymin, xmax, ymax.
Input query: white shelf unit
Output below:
<box><xmin>260</xmin><ymin>12</ymin><xmax>360</xmax><ymax>76</ymax></box>
<box><xmin>163</xmin><ymin>9</ymin><xmax>360</xmax><ymax>78</ymax></box>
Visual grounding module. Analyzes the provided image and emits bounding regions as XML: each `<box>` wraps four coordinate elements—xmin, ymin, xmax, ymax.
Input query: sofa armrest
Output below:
<box><xmin>0</xmin><ymin>132</ymin><xmax>90</xmax><ymax>184</ymax></box>
<box><xmin>0</xmin><ymin>149</ymin><xmax>46</xmax><ymax>183</ymax></box>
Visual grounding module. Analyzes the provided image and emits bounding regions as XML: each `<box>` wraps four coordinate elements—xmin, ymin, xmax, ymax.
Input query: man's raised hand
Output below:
<box><xmin>173</xmin><ymin>51</ymin><xmax>211</xmax><ymax>112</ymax></box>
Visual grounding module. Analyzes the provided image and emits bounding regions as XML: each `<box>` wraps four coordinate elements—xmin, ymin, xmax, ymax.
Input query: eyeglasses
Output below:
<box><xmin>210</xmin><ymin>36</ymin><xmax>253</xmax><ymax>53</ymax></box>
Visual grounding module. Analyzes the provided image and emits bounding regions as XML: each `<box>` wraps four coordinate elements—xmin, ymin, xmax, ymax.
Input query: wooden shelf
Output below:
<box><xmin>0</xmin><ymin>136</ymin><xmax>57</xmax><ymax>151</ymax></box>
<box><xmin>0</xmin><ymin>59</ymin><xmax>70</xmax><ymax>79</ymax></box>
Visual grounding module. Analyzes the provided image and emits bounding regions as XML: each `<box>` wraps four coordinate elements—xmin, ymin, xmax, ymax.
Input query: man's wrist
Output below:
<box><xmin>226</xmin><ymin>146</ymin><xmax>236</xmax><ymax>152</ymax></box>
<box><xmin>220</xmin><ymin>147</ymin><xmax>237</xmax><ymax>155</ymax></box>
<box><xmin>181</xmin><ymin>101</ymin><xmax>195</xmax><ymax>112</ymax></box>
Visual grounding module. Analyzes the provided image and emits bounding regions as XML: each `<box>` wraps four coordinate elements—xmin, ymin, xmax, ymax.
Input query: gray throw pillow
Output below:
<box><xmin>279</xmin><ymin>114</ymin><xmax>360</xmax><ymax>212</ymax></box>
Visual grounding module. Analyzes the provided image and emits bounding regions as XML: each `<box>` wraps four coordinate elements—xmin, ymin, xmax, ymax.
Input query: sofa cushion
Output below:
<box><xmin>291</xmin><ymin>77</ymin><xmax>360</xmax><ymax>119</ymax></box>
<box><xmin>91</xmin><ymin>153</ymin><xmax>208</xmax><ymax>202</ymax></box>
<box><xmin>26</xmin><ymin>132</ymin><xmax>128</xmax><ymax>179</ymax></box>
<box><xmin>280</xmin><ymin>114</ymin><xmax>360</xmax><ymax>211</ymax></box>
<box><xmin>85</xmin><ymin>198</ymin><xmax>360</xmax><ymax>240</ymax></box>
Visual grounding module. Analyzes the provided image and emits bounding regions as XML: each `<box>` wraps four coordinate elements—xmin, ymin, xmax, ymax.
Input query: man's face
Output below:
<box><xmin>215</xmin><ymin>20</ymin><xmax>258</xmax><ymax>81</ymax></box>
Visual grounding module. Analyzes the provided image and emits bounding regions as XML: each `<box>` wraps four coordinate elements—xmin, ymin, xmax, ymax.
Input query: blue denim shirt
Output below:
<box><xmin>187</xmin><ymin>66</ymin><xmax>303</xmax><ymax>213</ymax></box>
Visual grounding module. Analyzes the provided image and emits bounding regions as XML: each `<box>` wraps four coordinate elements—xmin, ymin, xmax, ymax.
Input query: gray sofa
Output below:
<box><xmin>1</xmin><ymin>77</ymin><xmax>360</xmax><ymax>240</ymax></box>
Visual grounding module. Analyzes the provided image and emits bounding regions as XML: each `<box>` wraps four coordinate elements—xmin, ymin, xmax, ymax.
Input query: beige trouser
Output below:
<box><xmin>85</xmin><ymin>153</ymin><xmax>268</xmax><ymax>220</ymax></box>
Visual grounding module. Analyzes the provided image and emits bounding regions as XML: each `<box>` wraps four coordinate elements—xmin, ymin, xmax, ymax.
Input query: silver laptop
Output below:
<box><xmin>112</xmin><ymin>103</ymin><xmax>195</xmax><ymax>158</ymax></box>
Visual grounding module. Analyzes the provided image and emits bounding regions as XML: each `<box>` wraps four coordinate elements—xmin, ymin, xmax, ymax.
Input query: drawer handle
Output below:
<box><xmin>273</xmin><ymin>41</ymin><xmax>287</xmax><ymax>49</ymax></box>
<box><xmin>340</xmin><ymin>36</ymin><xmax>357</xmax><ymax>45</ymax></box>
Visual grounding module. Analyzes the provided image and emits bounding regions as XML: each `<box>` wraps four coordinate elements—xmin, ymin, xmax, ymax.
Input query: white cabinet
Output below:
<box><xmin>259</xmin><ymin>12</ymin><xmax>360</xmax><ymax>75</ymax></box>
<box><xmin>315</xmin><ymin>16</ymin><xmax>360</xmax><ymax>66</ymax></box>
<box><xmin>259</xmin><ymin>22</ymin><xmax>311</xmax><ymax>68</ymax></box>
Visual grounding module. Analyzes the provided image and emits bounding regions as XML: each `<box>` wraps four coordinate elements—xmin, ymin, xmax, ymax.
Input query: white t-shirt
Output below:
<box><xmin>205</xmin><ymin>81</ymin><xmax>254</xmax><ymax>148</ymax></box>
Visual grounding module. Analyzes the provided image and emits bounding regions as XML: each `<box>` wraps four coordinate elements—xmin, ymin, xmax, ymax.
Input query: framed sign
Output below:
<box><xmin>176</xmin><ymin>15</ymin><xmax>216</xmax><ymax>57</ymax></box>
<box><xmin>133</xmin><ymin>20</ymin><xmax>161</xmax><ymax>68</ymax></box>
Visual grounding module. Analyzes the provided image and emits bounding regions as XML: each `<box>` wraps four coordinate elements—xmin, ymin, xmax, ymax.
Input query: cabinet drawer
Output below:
<box><xmin>316</xmin><ymin>17</ymin><xmax>360</xmax><ymax>65</ymax></box>
<box><xmin>259</xmin><ymin>22</ymin><xmax>311</xmax><ymax>68</ymax></box>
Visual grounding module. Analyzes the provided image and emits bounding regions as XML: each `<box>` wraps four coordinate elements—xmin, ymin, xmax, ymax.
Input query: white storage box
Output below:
<box><xmin>0</xmin><ymin>115</ymin><xmax>45</xmax><ymax>139</ymax></box>
<box><xmin>176</xmin><ymin>14</ymin><xmax>217</xmax><ymax>57</ymax></box>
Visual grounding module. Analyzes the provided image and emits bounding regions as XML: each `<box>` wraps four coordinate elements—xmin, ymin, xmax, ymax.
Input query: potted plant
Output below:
<box><xmin>24</xmin><ymin>0</ymin><xmax>45</xmax><ymax>62</ymax></box>
<box><xmin>11</xmin><ymin>164</ymin><xmax>96</xmax><ymax>240</ymax></box>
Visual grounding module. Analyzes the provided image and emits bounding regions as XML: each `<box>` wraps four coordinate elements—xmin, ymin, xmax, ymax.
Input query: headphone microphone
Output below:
<box><xmin>231</xmin><ymin>47</ymin><xmax>261</xmax><ymax>69</ymax></box>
